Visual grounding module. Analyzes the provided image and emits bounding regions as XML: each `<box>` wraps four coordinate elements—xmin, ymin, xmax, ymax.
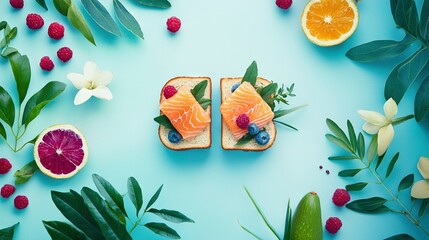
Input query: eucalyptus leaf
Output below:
<box><xmin>82</xmin><ymin>0</ymin><xmax>121</xmax><ymax>36</ymax></box>
<box><xmin>148</xmin><ymin>208</ymin><xmax>195</xmax><ymax>223</ymax></box>
<box><xmin>145</xmin><ymin>184</ymin><xmax>163</xmax><ymax>211</ymax></box>
<box><xmin>346</xmin><ymin>182</ymin><xmax>368</xmax><ymax>191</ymax></box>
<box><xmin>8</xmin><ymin>52</ymin><xmax>30</xmax><ymax>104</ymax></box>
<box><xmin>127</xmin><ymin>177</ymin><xmax>143</xmax><ymax>217</ymax></box>
<box><xmin>241</xmin><ymin>61</ymin><xmax>258</xmax><ymax>86</ymax></box>
<box><xmin>43</xmin><ymin>221</ymin><xmax>86</xmax><ymax>240</ymax></box>
<box><xmin>384</xmin><ymin>233</ymin><xmax>415</xmax><ymax>240</ymax></box>
<box><xmin>36</xmin><ymin>0</ymin><xmax>48</xmax><ymax>10</ymax></box>
<box><xmin>0</xmin><ymin>122</ymin><xmax>6</xmax><ymax>140</ymax></box>
<box><xmin>53</xmin><ymin>0</ymin><xmax>71</xmax><ymax>16</ymax></box>
<box><xmin>338</xmin><ymin>168</ymin><xmax>362</xmax><ymax>177</ymax></box>
<box><xmin>113</xmin><ymin>0</ymin><xmax>144</xmax><ymax>39</ymax></box>
<box><xmin>133</xmin><ymin>0</ymin><xmax>171</xmax><ymax>8</ymax></box>
<box><xmin>419</xmin><ymin>199</ymin><xmax>429</xmax><ymax>218</ymax></box>
<box><xmin>14</xmin><ymin>160</ymin><xmax>38</xmax><ymax>184</ymax></box>
<box><xmin>190</xmin><ymin>80</ymin><xmax>208</xmax><ymax>101</ymax></box>
<box><xmin>0</xmin><ymin>223</ymin><xmax>19</xmax><ymax>240</ymax></box>
<box><xmin>421</xmin><ymin>0</ymin><xmax>429</xmax><ymax>41</ymax></box>
<box><xmin>346</xmin><ymin>197</ymin><xmax>390</xmax><ymax>214</ymax></box>
<box><xmin>154</xmin><ymin>115</ymin><xmax>174</xmax><ymax>129</ymax></box>
<box><xmin>326</xmin><ymin>118</ymin><xmax>350</xmax><ymax>147</ymax></box>
<box><xmin>386</xmin><ymin>152</ymin><xmax>400</xmax><ymax>179</ymax></box>
<box><xmin>236</xmin><ymin>133</ymin><xmax>254</xmax><ymax>146</ymax></box>
<box><xmin>325</xmin><ymin>134</ymin><xmax>353</xmax><ymax>153</ymax></box>
<box><xmin>367</xmin><ymin>134</ymin><xmax>378</xmax><ymax>165</ymax></box>
<box><xmin>144</xmin><ymin>222</ymin><xmax>180</xmax><ymax>239</ymax></box>
<box><xmin>92</xmin><ymin>174</ymin><xmax>128</xmax><ymax>218</ymax></box>
<box><xmin>68</xmin><ymin>2</ymin><xmax>96</xmax><ymax>45</ymax></box>
<box><xmin>347</xmin><ymin>120</ymin><xmax>357</xmax><ymax>151</ymax></box>
<box><xmin>328</xmin><ymin>156</ymin><xmax>358</xmax><ymax>160</ymax></box>
<box><xmin>0</xmin><ymin>86</ymin><xmax>15</xmax><ymax>127</ymax></box>
<box><xmin>357</xmin><ymin>133</ymin><xmax>365</xmax><ymax>159</ymax></box>
<box><xmin>415</xmin><ymin>75</ymin><xmax>429</xmax><ymax>121</ymax></box>
<box><xmin>198</xmin><ymin>98</ymin><xmax>211</xmax><ymax>110</ymax></box>
<box><xmin>398</xmin><ymin>174</ymin><xmax>414</xmax><ymax>192</ymax></box>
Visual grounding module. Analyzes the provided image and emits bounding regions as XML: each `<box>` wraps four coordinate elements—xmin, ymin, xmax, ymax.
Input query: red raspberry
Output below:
<box><xmin>48</xmin><ymin>22</ymin><xmax>65</xmax><ymax>40</ymax></box>
<box><xmin>325</xmin><ymin>217</ymin><xmax>342</xmax><ymax>234</ymax></box>
<box><xmin>166</xmin><ymin>17</ymin><xmax>181</xmax><ymax>33</ymax></box>
<box><xmin>10</xmin><ymin>0</ymin><xmax>24</xmax><ymax>9</ymax></box>
<box><xmin>276</xmin><ymin>0</ymin><xmax>292</xmax><ymax>9</ymax></box>
<box><xmin>332</xmin><ymin>188</ymin><xmax>350</xmax><ymax>207</ymax></box>
<box><xmin>26</xmin><ymin>13</ymin><xmax>44</xmax><ymax>30</ymax></box>
<box><xmin>57</xmin><ymin>47</ymin><xmax>73</xmax><ymax>62</ymax></box>
<box><xmin>14</xmin><ymin>195</ymin><xmax>29</xmax><ymax>209</ymax></box>
<box><xmin>0</xmin><ymin>158</ymin><xmax>12</xmax><ymax>174</ymax></box>
<box><xmin>1</xmin><ymin>184</ymin><xmax>16</xmax><ymax>198</ymax></box>
<box><xmin>163</xmin><ymin>85</ymin><xmax>178</xmax><ymax>99</ymax></box>
<box><xmin>236</xmin><ymin>114</ymin><xmax>250</xmax><ymax>129</ymax></box>
<box><xmin>40</xmin><ymin>56</ymin><xmax>54</xmax><ymax>71</ymax></box>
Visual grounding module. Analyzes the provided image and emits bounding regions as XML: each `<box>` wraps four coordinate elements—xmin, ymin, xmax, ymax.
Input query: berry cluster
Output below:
<box><xmin>324</xmin><ymin>188</ymin><xmax>351</xmax><ymax>234</ymax></box>
<box><xmin>0</xmin><ymin>158</ymin><xmax>29</xmax><ymax>210</ymax></box>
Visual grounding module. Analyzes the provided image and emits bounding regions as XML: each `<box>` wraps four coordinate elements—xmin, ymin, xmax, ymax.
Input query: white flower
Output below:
<box><xmin>67</xmin><ymin>61</ymin><xmax>113</xmax><ymax>105</ymax></box>
<box><xmin>411</xmin><ymin>157</ymin><xmax>429</xmax><ymax>199</ymax></box>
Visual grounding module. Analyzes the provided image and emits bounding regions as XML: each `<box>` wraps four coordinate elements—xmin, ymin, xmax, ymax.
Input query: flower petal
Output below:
<box><xmin>377</xmin><ymin>124</ymin><xmax>394</xmax><ymax>156</ymax></box>
<box><xmin>418</xmin><ymin>157</ymin><xmax>429</xmax><ymax>179</ymax></box>
<box><xmin>84</xmin><ymin>61</ymin><xmax>98</xmax><ymax>80</ymax></box>
<box><xmin>67</xmin><ymin>73</ymin><xmax>86</xmax><ymax>89</ymax></box>
<box><xmin>411</xmin><ymin>180</ymin><xmax>429</xmax><ymax>199</ymax></box>
<box><xmin>74</xmin><ymin>88</ymin><xmax>93</xmax><ymax>105</ymax></box>
<box><xmin>94</xmin><ymin>70</ymin><xmax>113</xmax><ymax>87</ymax></box>
<box><xmin>357</xmin><ymin>110</ymin><xmax>388</xmax><ymax>126</ymax></box>
<box><xmin>384</xmin><ymin>98</ymin><xmax>398</xmax><ymax>120</ymax></box>
<box><xmin>92</xmin><ymin>87</ymin><xmax>112</xmax><ymax>100</ymax></box>
<box><xmin>362</xmin><ymin>122</ymin><xmax>381</xmax><ymax>134</ymax></box>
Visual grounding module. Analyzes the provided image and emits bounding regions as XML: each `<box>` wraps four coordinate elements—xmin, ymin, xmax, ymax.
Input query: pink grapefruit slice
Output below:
<box><xmin>34</xmin><ymin>124</ymin><xmax>88</xmax><ymax>179</ymax></box>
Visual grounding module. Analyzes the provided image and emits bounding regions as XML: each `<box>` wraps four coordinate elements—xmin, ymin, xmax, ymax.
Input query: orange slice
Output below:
<box><xmin>301</xmin><ymin>0</ymin><xmax>359</xmax><ymax>46</ymax></box>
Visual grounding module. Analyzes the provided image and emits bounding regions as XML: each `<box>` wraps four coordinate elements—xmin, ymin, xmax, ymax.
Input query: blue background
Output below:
<box><xmin>1</xmin><ymin>0</ymin><xmax>429</xmax><ymax>239</ymax></box>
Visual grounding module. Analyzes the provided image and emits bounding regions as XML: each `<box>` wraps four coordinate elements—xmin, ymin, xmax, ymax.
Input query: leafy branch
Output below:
<box><xmin>326</xmin><ymin>118</ymin><xmax>429</xmax><ymax>239</ymax></box>
<box><xmin>0</xmin><ymin>223</ymin><xmax>19</xmax><ymax>240</ymax></box>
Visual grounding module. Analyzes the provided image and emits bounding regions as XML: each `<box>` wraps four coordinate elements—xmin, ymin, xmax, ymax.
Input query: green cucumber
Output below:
<box><xmin>290</xmin><ymin>192</ymin><xmax>323</xmax><ymax>240</ymax></box>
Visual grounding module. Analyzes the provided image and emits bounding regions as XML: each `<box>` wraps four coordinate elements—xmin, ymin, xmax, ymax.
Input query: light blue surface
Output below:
<box><xmin>1</xmin><ymin>0</ymin><xmax>429</xmax><ymax>239</ymax></box>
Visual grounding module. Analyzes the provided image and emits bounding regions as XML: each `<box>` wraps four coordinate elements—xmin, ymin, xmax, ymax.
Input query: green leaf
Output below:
<box><xmin>43</xmin><ymin>221</ymin><xmax>86</xmax><ymax>240</ymax></box>
<box><xmin>346</xmin><ymin>197</ymin><xmax>390</xmax><ymax>214</ymax></box>
<box><xmin>421</xmin><ymin>0</ymin><xmax>429</xmax><ymax>41</ymax></box>
<box><xmin>198</xmin><ymin>98</ymin><xmax>211</xmax><ymax>110</ymax></box>
<box><xmin>6</xmin><ymin>27</ymin><xmax>17</xmax><ymax>42</ymax></box>
<box><xmin>154</xmin><ymin>115</ymin><xmax>174</xmax><ymax>129</ymax></box>
<box><xmin>148</xmin><ymin>208</ymin><xmax>194</xmax><ymax>223</ymax></box>
<box><xmin>386</xmin><ymin>152</ymin><xmax>400</xmax><ymax>179</ymax></box>
<box><xmin>22</xmin><ymin>81</ymin><xmax>66</xmax><ymax>126</ymax></box>
<box><xmin>92</xmin><ymin>174</ymin><xmax>128</xmax><ymax>218</ymax></box>
<box><xmin>8</xmin><ymin>52</ymin><xmax>30</xmax><ymax>104</ymax></box>
<box><xmin>51</xmin><ymin>190</ymin><xmax>104</xmax><ymax>240</ymax></box>
<box><xmin>347</xmin><ymin>120</ymin><xmax>357</xmax><ymax>151</ymax></box>
<box><xmin>53</xmin><ymin>0</ymin><xmax>71</xmax><ymax>16</ymax></box>
<box><xmin>346</xmin><ymin>182</ymin><xmax>369</xmax><ymax>191</ymax></box>
<box><xmin>394</xmin><ymin>0</ymin><xmax>419</xmax><ymax>38</ymax></box>
<box><xmin>36</xmin><ymin>0</ymin><xmax>48</xmax><ymax>10</ymax></box>
<box><xmin>376</xmin><ymin>152</ymin><xmax>386</xmax><ymax>171</ymax></box>
<box><xmin>81</xmin><ymin>187</ymin><xmax>132</xmax><ymax>240</ymax></box>
<box><xmin>0</xmin><ymin>122</ymin><xmax>6</xmax><ymax>140</ymax></box>
<box><xmin>367</xmin><ymin>134</ymin><xmax>378</xmax><ymax>165</ymax></box>
<box><xmin>81</xmin><ymin>0</ymin><xmax>121</xmax><ymax>36</ymax></box>
<box><xmin>68</xmin><ymin>2</ymin><xmax>96</xmax><ymax>45</ymax></box>
<box><xmin>144</xmin><ymin>222</ymin><xmax>180</xmax><ymax>239</ymax></box>
<box><xmin>239</xmin><ymin>223</ymin><xmax>264</xmax><ymax>240</ymax></box>
<box><xmin>326</xmin><ymin>119</ymin><xmax>350</xmax><ymax>147</ymax></box>
<box><xmin>259</xmin><ymin>83</ymin><xmax>278</xmax><ymax>100</ymax></box>
<box><xmin>0</xmin><ymin>223</ymin><xmax>19</xmax><ymax>240</ymax></box>
<box><xmin>283</xmin><ymin>199</ymin><xmax>292</xmax><ymax>240</ymax></box>
<box><xmin>273</xmin><ymin>120</ymin><xmax>298</xmax><ymax>131</ymax></box>
<box><xmin>236</xmin><ymin>133</ymin><xmax>254</xmax><ymax>146</ymax></box>
<box><xmin>338</xmin><ymin>168</ymin><xmax>362</xmax><ymax>177</ymax></box>
<box><xmin>145</xmin><ymin>184</ymin><xmax>163</xmax><ymax>211</ymax></box>
<box><xmin>419</xmin><ymin>199</ymin><xmax>429</xmax><ymax>218</ymax></box>
<box><xmin>415</xmin><ymin>75</ymin><xmax>429</xmax><ymax>121</ymax></box>
<box><xmin>1</xmin><ymin>47</ymin><xmax>18</xmax><ymax>57</ymax></box>
<box><xmin>357</xmin><ymin>133</ymin><xmax>365</xmax><ymax>159</ymax></box>
<box><xmin>325</xmin><ymin>134</ymin><xmax>353</xmax><ymax>153</ymax></box>
<box><xmin>398</xmin><ymin>174</ymin><xmax>414</xmax><ymax>192</ymax></box>
<box><xmin>133</xmin><ymin>0</ymin><xmax>171</xmax><ymax>8</ymax></box>
<box><xmin>127</xmin><ymin>177</ymin><xmax>143</xmax><ymax>217</ymax></box>
<box><xmin>384</xmin><ymin>233</ymin><xmax>415</xmax><ymax>240</ymax></box>
<box><xmin>190</xmin><ymin>80</ymin><xmax>208</xmax><ymax>101</ymax></box>
<box><xmin>14</xmin><ymin>160</ymin><xmax>38</xmax><ymax>184</ymax></box>
<box><xmin>241</xmin><ymin>61</ymin><xmax>258</xmax><ymax>86</ymax></box>
<box><xmin>273</xmin><ymin>105</ymin><xmax>307</xmax><ymax>119</ymax></box>
<box><xmin>0</xmin><ymin>86</ymin><xmax>15</xmax><ymax>127</ymax></box>
<box><xmin>328</xmin><ymin>156</ymin><xmax>358</xmax><ymax>160</ymax></box>
<box><xmin>113</xmin><ymin>0</ymin><xmax>144</xmax><ymax>39</ymax></box>
<box><xmin>0</xmin><ymin>21</ymin><xmax>6</xmax><ymax>31</ymax></box>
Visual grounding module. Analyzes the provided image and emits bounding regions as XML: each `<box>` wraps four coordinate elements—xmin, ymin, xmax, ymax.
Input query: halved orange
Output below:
<box><xmin>301</xmin><ymin>0</ymin><xmax>359</xmax><ymax>47</ymax></box>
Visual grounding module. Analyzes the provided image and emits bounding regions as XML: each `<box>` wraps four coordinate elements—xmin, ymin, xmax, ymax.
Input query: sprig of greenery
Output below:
<box><xmin>44</xmin><ymin>174</ymin><xmax>194</xmax><ymax>239</ymax></box>
<box><xmin>0</xmin><ymin>223</ymin><xmax>19</xmax><ymax>240</ymax></box>
<box><xmin>325</xmin><ymin>118</ymin><xmax>429</xmax><ymax>239</ymax></box>
<box><xmin>346</xmin><ymin>0</ymin><xmax>429</xmax><ymax>121</ymax></box>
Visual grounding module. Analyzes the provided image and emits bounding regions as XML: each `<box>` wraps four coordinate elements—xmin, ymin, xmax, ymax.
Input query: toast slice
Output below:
<box><xmin>158</xmin><ymin>77</ymin><xmax>212</xmax><ymax>150</ymax></box>
<box><xmin>221</xmin><ymin>77</ymin><xmax>276</xmax><ymax>151</ymax></box>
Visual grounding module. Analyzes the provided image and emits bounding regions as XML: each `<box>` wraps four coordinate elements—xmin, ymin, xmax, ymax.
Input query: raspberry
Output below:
<box><xmin>276</xmin><ymin>0</ymin><xmax>292</xmax><ymax>9</ymax></box>
<box><xmin>57</xmin><ymin>47</ymin><xmax>73</xmax><ymax>62</ymax></box>
<box><xmin>10</xmin><ymin>0</ymin><xmax>24</xmax><ymax>9</ymax></box>
<box><xmin>325</xmin><ymin>217</ymin><xmax>342</xmax><ymax>234</ymax></box>
<box><xmin>236</xmin><ymin>114</ymin><xmax>250</xmax><ymax>129</ymax></box>
<box><xmin>1</xmin><ymin>184</ymin><xmax>16</xmax><ymax>198</ymax></box>
<box><xmin>26</xmin><ymin>13</ymin><xmax>44</xmax><ymax>30</ymax></box>
<box><xmin>14</xmin><ymin>195</ymin><xmax>29</xmax><ymax>209</ymax></box>
<box><xmin>166</xmin><ymin>17</ymin><xmax>181</xmax><ymax>33</ymax></box>
<box><xmin>48</xmin><ymin>22</ymin><xmax>65</xmax><ymax>40</ymax></box>
<box><xmin>0</xmin><ymin>158</ymin><xmax>12</xmax><ymax>174</ymax></box>
<box><xmin>163</xmin><ymin>85</ymin><xmax>178</xmax><ymax>99</ymax></box>
<box><xmin>40</xmin><ymin>56</ymin><xmax>54</xmax><ymax>71</ymax></box>
<box><xmin>332</xmin><ymin>188</ymin><xmax>350</xmax><ymax>207</ymax></box>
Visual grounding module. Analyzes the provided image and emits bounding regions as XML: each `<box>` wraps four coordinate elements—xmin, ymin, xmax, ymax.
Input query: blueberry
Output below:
<box><xmin>231</xmin><ymin>83</ymin><xmax>241</xmax><ymax>93</ymax></box>
<box><xmin>255</xmin><ymin>131</ymin><xmax>270</xmax><ymax>145</ymax></box>
<box><xmin>248</xmin><ymin>123</ymin><xmax>259</xmax><ymax>136</ymax></box>
<box><xmin>168</xmin><ymin>130</ymin><xmax>182</xmax><ymax>143</ymax></box>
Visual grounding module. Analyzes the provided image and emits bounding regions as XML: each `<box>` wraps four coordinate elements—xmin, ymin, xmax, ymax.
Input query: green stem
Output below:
<box><xmin>392</xmin><ymin>114</ymin><xmax>415</xmax><ymax>126</ymax></box>
<box><xmin>128</xmin><ymin>211</ymin><xmax>146</xmax><ymax>234</ymax></box>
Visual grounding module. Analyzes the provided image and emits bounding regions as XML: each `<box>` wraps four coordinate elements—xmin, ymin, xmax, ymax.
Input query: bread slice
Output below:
<box><xmin>158</xmin><ymin>77</ymin><xmax>212</xmax><ymax>150</ymax></box>
<box><xmin>221</xmin><ymin>77</ymin><xmax>276</xmax><ymax>151</ymax></box>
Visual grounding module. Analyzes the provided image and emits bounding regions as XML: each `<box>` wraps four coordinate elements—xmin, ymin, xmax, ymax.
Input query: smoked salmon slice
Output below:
<box><xmin>220</xmin><ymin>82</ymin><xmax>274</xmax><ymax>139</ymax></box>
<box><xmin>160</xmin><ymin>86</ymin><xmax>211</xmax><ymax>140</ymax></box>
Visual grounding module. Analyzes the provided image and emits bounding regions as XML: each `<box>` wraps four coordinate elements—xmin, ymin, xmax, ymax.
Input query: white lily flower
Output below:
<box><xmin>411</xmin><ymin>157</ymin><xmax>429</xmax><ymax>199</ymax></box>
<box><xmin>67</xmin><ymin>61</ymin><xmax>113</xmax><ymax>105</ymax></box>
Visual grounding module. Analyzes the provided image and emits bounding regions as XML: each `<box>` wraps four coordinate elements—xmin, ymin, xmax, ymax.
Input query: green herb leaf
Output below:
<box><xmin>68</xmin><ymin>2</ymin><xmax>96</xmax><ymax>45</ymax></box>
<box><xmin>386</xmin><ymin>152</ymin><xmax>400</xmax><ymax>179</ymax></box>
<box><xmin>113</xmin><ymin>0</ymin><xmax>144</xmax><ymax>39</ymax></box>
<box><xmin>0</xmin><ymin>122</ymin><xmax>6</xmax><ymax>140</ymax></box>
<box><xmin>273</xmin><ymin>105</ymin><xmax>307</xmax><ymax>119</ymax></box>
<box><xmin>92</xmin><ymin>174</ymin><xmax>128</xmax><ymax>218</ymax></box>
<box><xmin>0</xmin><ymin>21</ymin><xmax>6</xmax><ymax>31</ymax></box>
<box><xmin>384</xmin><ymin>233</ymin><xmax>415</xmax><ymax>240</ymax></box>
<box><xmin>133</xmin><ymin>0</ymin><xmax>171</xmax><ymax>8</ymax></box>
<box><xmin>81</xmin><ymin>187</ymin><xmax>132</xmax><ymax>240</ymax></box>
<box><xmin>8</xmin><ymin>52</ymin><xmax>30</xmax><ymax>105</ymax></box>
<box><xmin>236</xmin><ymin>133</ymin><xmax>254</xmax><ymax>146</ymax></box>
<box><xmin>326</xmin><ymin>119</ymin><xmax>350</xmax><ymax>147</ymax></box>
<box><xmin>127</xmin><ymin>177</ymin><xmax>143</xmax><ymax>217</ymax></box>
<box><xmin>259</xmin><ymin>83</ymin><xmax>277</xmax><ymax>100</ymax></box>
<box><xmin>357</xmin><ymin>133</ymin><xmax>365</xmax><ymax>159</ymax></box>
<box><xmin>148</xmin><ymin>208</ymin><xmax>195</xmax><ymax>223</ymax></box>
<box><xmin>283</xmin><ymin>199</ymin><xmax>292</xmax><ymax>240</ymax></box>
<box><xmin>14</xmin><ymin>160</ymin><xmax>38</xmax><ymax>184</ymax></box>
<box><xmin>328</xmin><ymin>156</ymin><xmax>358</xmax><ymax>160</ymax></box>
<box><xmin>394</xmin><ymin>0</ymin><xmax>419</xmax><ymax>38</ymax></box>
<box><xmin>376</xmin><ymin>152</ymin><xmax>386</xmax><ymax>171</ymax></box>
<box><xmin>145</xmin><ymin>184</ymin><xmax>163</xmax><ymax>211</ymax></box>
<box><xmin>51</xmin><ymin>190</ymin><xmax>103</xmax><ymax>240</ymax></box>
<box><xmin>421</xmin><ymin>0</ymin><xmax>429</xmax><ymax>41</ymax></box>
<box><xmin>338</xmin><ymin>168</ymin><xmax>362</xmax><ymax>177</ymax></box>
<box><xmin>5</xmin><ymin>27</ymin><xmax>17</xmax><ymax>42</ymax></box>
<box><xmin>190</xmin><ymin>80</ymin><xmax>208</xmax><ymax>101</ymax></box>
<box><xmin>0</xmin><ymin>223</ymin><xmax>19</xmax><ymax>240</ymax></box>
<box><xmin>415</xmin><ymin>75</ymin><xmax>429</xmax><ymax>121</ymax></box>
<box><xmin>346</xmin><ymin>197</ymin><xmax>390</xmax><ymax>214</ymax></box>
<box><xmin>154</xmin><ymin>115</ymin><xmax>174</xmax><ymax>129</ymax></box>
<box><xmin>43</xmin><ymin>221</ymin><xmax>86</xmax><ymax>240</ymax></box>
<box><xmin>346</xmin><ymin>182</ymin><xmax>368</xmax><ymax>191</ymax></box>
<box><xmin>347</xmin><ymin>120</ymin><xmax>357</xmax><ymax>151</ymax></box>
<box><xmin>419</xmin><ymin>199</ymin><xmax>429</xmax><ymax>218</ymax></box>
<box><xmin>36</xmin><ymin>0</ymin><xmax>48</xmax><ymax>10</ymax></box>
<box><xmin>0</xmin><ymin>86</ymin><xmax>15</xmax><ymax>127</ymax></box>
<box><xmin>398</xmin><ymin>174</ymin><xmax>414</xmax><ymax>192</ymax></box>
<box><xmin>1</xmin><ymin>47</ymin><xmax>18</xmax><ymax>57</ymax></box>
<box><xmin>81</xmin><ymin>0</ymin><xmax>121</xmax><ymax>36</ymax></box>
<box><xmin>367</xmin><ymin>134</ymin><xmax>378</xmax><ymax>165</ymax></box>
<box><xmin>144</xmin><ymin>222</ymin><xmax>180</xmax><ymax>239</ymax></box>
<box><xmin>53</xmin><ymin>0</ymin><xmax>71</xmax><ymax>16</ymax></box>
<box><xmin>241</xmin><ymin>61</ymin><xmax>258</xmax><ymax>86</ymax></box>
<box><xmin>239</xmin><ymin>223</ymin><xmax>264</xmax><ymax>240</ymax></box>
<box><xmin>22</xmin><ymin>81</ymin><xmax>66</xmax><ymax>126</ymax></box>
<box><xmin>273</xmin><ymin>120</ymin><xmax>298</xmax><ymax>131</ymax></box>
<box><xmin>325</xmin><ymin>134</ymin><xmax>353</xmax><ymax>153</ymax></box>
<box><xmin>198</xmin><ymin>98</ymin><xmax>211</xmax><ymax>110</ymax></box>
